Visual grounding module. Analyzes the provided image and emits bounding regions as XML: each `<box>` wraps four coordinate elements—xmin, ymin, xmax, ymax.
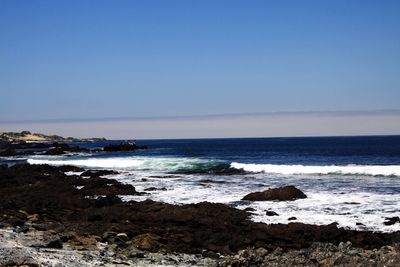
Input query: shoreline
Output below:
<box><xmin>1</xmin><ymin>163</ymin><xmax>399</xmax><ymax>266</ymax></box>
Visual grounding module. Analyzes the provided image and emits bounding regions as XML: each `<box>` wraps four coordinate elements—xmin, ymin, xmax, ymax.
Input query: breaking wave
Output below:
<box><xmin>27</xmin><ymin>157</ymin><xmax>243</xmax><ymax>175</ymax></box>
<box><xmin>230</xmin><ymin>162</ymin><xmax>400</xmax><ymax>177</ymax></box>
<box><xmin>27</xmin><ymin>157</ymin><xmax>400</xmax><ymax>177</ymax></box>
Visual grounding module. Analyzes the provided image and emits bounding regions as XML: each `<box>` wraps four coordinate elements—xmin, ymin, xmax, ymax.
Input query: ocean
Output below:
<box><xmin>21</xmin><ymin>135</ymin><xmax>400</xmax><ymax>232</ymax></box>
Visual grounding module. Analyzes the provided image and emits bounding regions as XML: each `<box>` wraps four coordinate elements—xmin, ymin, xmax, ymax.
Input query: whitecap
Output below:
<box><xmin>231</xmin><ymin>162</ymin><xmax>400</xmax><ymax>177</ymax></box>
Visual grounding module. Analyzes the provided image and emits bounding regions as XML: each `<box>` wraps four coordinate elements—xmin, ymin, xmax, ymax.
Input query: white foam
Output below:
<box><xmin>241</xmin><ymin>191</ymin><xmax>400</xmax><ymax>232</ymax></box>
<box><xmin>27</xmin><ymin>156</ymin><xmax>222</xmax><ymax>172</ymax></box>
<box><xmin>26</xmin><ymin>156</ymin><xmax>400</xmax><ymax>232</ymax></box>
<box><xmin>231</xmin><ymin>162</ymin><xmax>400</xmax><ymax>176</ymax></box>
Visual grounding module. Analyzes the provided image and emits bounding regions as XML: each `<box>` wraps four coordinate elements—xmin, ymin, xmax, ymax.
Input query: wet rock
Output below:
<box><xmin>242</xmin><ymin>185</ymin><xmax>307</xmax><ymax>201</ymax></box>
<box><xmin>265</xmin><ymin>210</ymin><xmax>279</xmax><ymax>216</ymax></box>
<box><xmin>0</xmin><ymin>147</ymin><xmax>17</xmax><ymax>156</ymax></box>
<box><xmin>80</xmin><ymin>177</ymin><xmax>139</xmax><ymax>196</ymax></box>
<box><xmin>384</xmin><ymin>216</ymin><xmax>400</xmax><ymax>226</ymax></box>
<box><xmin>1</xmin><ymin>164</ymin><xmax>400</xmax><ymax>257</ymax></box>
<box><xmin>95</xmin><ymin>195</ymin><xmax>122</xmax><ymax>207</ymax></box>
<box><xmin>44</xmin><ymin>142</ymin><xmax>89</xmax><ymax>155</ymax></box>
<box><xmin>144</xmin><ymin>187</ymin><xmax>167</xmax><ymax>191</ymax></box>
<box><xmin>103</xmin><ymin>142</ymin><xmax>140</xmax><ymax>152</ymax></box>
<box><xmin>288</xmin><ymin>217</ymin><xmax>297</xmax><ymax>221</ymax></box>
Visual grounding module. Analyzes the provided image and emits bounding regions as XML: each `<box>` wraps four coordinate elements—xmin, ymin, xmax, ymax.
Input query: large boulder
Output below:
<box><xmin>242</xmin><ymin>185</ymin><xmax>307</xmax><ymax>201</ymax></box>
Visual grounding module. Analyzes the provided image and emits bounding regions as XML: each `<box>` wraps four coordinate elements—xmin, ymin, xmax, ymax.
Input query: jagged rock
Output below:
<box><xmin>1</xmin><ymin>164</ymin><xmax>399</xmax><ymax>257</ymax></box>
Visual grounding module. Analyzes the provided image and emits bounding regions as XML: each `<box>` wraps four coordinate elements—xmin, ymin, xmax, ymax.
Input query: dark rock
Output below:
<box><xmin>80</xmin><ymin>180</ymin><xmax>138</xmax><ymax>196</ymax></box>
<box><xmin>144</xmin><ymin>187</ymin><xmax>167</xmax><ymax>191</ymax></box>
<box><xmin>149</xmin><ymin>175</ymin><xmax>180</xmax><ymax>179</ymax></box>
<box><xmin>4</xmin><ymin>217</ymin><xmax>25</xmax><ymax>227</ymax></box>
<box><xmin>242</xmin><ymin>185</ymin><xmax>307</xmax><ymax>201</ymax></box>
<box><xmin>266</xmin><ymin>210</ymin><xmax>279</xmax><ymax>216</ymax></box>
<box><xmin>144</xmin><ymin>187</ymin><xmax>158</xmax><ymax>191</ymax></box>
<box><xmin>88</xmin><ymin>213</ymin><xmax>103</xmax><ymax>222</ymax></box>
<box><xmin>15</xmin><ymin>225</ymin><xmax>30</xmax><ymax>233</ymax></box>
<box><xmin>115</xmin><ymin>233</ymin><xmax>130</xmax><ymax>246</ymax></box>
<box><xmin>44</xmin><ymin>142</ymin><xmax>89</xmax><ymax>155</ymax></box>
<box><xmin>384</xmin><ymin>217</ymin><xmax>400</xmax><ymax>226</ymax></box>
<box><xmin>0</xmin><ymin>147</ymin><xmax>17</xmax><ymax>156</ymax></box>
<box><xmin>46</xmin><ymin>238</ymin><xmax>63</xmax><ymax>249</ymax></box>
<box><xmin>57</xmin><ymin>165</ymin><xmax>84</xmax><ymax>172</ymax></box>
<box><xmin>1</xmin><ymin>164</ymin><xmax>399</xmax><ymax>256</ymax></box>
<box><xmin>95</xmin><ymin>195</ymin><xmax>123</xmax><ymax>207</ymax></box>
<box><xmin>288</xmin><ymin>217</ymin><xmax>297</xmax><ymax>221</ymax></box>
<box><xmin>44</xmin><ymin>147</ymin><xmax>66</xmax><ymax>155</ymax></box>
<box><xmin>103</xmin><ymin>142</ymin><xmax>140</xmax><ymax>152</ymax></box>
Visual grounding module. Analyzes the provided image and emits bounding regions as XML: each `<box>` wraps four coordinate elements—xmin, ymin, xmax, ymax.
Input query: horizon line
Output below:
<box><xmin>1</xmin><ymin>109</ymin><xmax>400</xmax><ymax>124</ymax></box>
<box><xmin>136</xmin><ymin>133</ymin><xmax>400</xmax><ymax>141</ymax></box>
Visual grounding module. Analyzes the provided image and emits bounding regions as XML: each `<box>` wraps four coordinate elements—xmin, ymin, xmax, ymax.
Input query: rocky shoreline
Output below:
<box><xmin>1</xmin><ymin>227</ymin><xmax>399</xmax><ymax>267</ymax></box>
<box><xmin>0</xmin><ymin>131</ymin><xmax>106</xmax><ymax>143</ymax></box>
<box><xmin>0</xmin><ymin>137</ymin><xmax>146</xmax><ymax>157</ymax></box>
<box><xmin>0</xmin><ymin>163</ymin><xmax>399</xmax><ymax>266</ymax></box>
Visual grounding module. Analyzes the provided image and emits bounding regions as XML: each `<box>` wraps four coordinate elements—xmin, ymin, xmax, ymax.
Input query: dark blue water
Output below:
<box><xmin>91</xmin><ymin>135</ymin><xmax>400</xmax><ymax>165</ymax></box>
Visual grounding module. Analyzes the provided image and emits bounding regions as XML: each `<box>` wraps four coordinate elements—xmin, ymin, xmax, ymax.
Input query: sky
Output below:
<box><xmin>0</xmin><ymin>0</ymin><xmax>399</xmax><ymax>138</ymax></box>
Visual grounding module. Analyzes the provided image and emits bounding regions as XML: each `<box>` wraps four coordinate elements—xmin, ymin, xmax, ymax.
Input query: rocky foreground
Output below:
<box><xmin>0</xmin><ymin>164</ymin><xmax>399</xmax><ymax>266</ymax></box>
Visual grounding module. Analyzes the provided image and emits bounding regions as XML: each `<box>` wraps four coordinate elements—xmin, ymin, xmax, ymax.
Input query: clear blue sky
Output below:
<box><xmin>1</xmin><ymin>0</ymin><xmax>399</xmax><ymax>122</ymax></box>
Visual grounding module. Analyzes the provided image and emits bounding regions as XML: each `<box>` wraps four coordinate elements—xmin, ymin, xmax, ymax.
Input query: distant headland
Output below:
<box><xmin>0</xmin><ymin>131</ymin><xmax>106</xmax><ymax>143</ymax></box>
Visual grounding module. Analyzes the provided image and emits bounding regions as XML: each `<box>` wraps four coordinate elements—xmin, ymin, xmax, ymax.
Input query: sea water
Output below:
<box><xmin>20</xmin><ymin>136</ymin><xmax>400</xmax><ymax>232</ymax></box>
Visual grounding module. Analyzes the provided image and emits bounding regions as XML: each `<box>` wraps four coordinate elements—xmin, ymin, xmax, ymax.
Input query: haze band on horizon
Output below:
<box><xmin>1</xmin><ymin>110</ymin><xmax>399</xmax><ymax>139</ymax></box>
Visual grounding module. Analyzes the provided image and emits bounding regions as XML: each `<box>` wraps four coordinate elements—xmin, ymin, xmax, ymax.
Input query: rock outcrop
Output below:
<box><xmin>0</xmin><ymin>131</ymin><xmax>106</xmax><ymax>142</ymax></box>
<box><xmin>242</xmin><ymin>185</ymin><xmax>307</xmax><ymax>201</ymax></box>
<box><xmin>103</xmin><ymin>142</ymin><xmax>147</xmax><ymax>152</ymax></box>
<box><xmin>1</xmin><ymin>164</ymin><xmax>399</xmax><ymax>256</ymax></box>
